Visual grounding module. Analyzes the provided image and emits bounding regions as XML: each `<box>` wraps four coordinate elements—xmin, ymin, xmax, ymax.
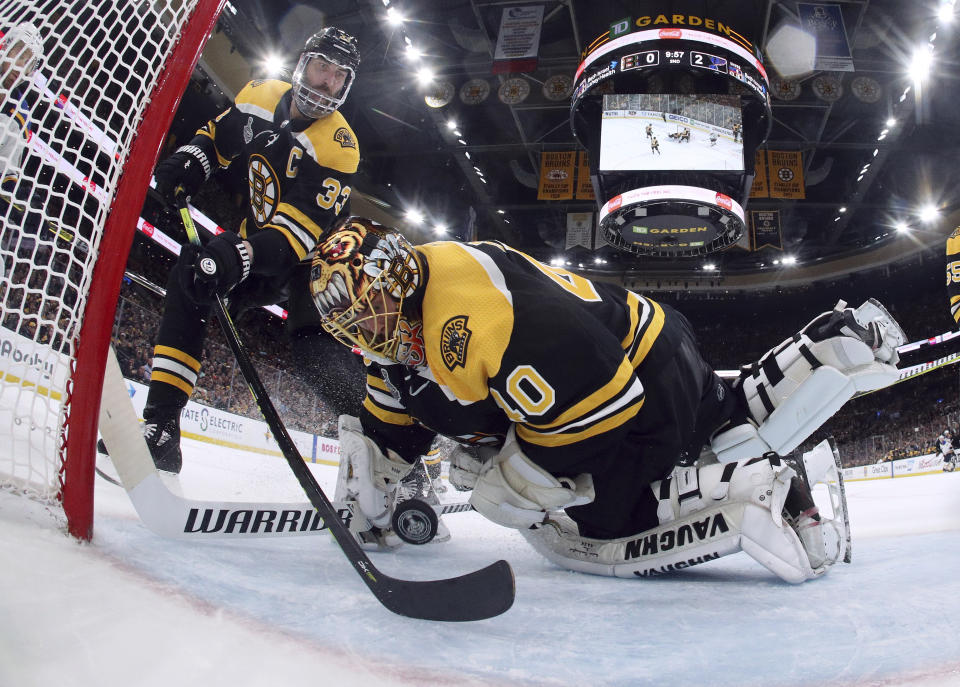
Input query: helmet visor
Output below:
<box><xmin>292</xmin><ymin>51</ymin><xmax>354</xmax><ymax>118</ymax></box>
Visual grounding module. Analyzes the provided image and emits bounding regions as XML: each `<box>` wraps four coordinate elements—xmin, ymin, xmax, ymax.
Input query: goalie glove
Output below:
<box><xmin>153</xmin><ymin>143</ymin><xmax>212</xmax><ymax>204</ymax></box>
<box><xmin>448</xmin><ymin>445</ymin><xmax>496</xmax><ymax>492</ymax></box>
<box><xmin>469</xmin><ymin>428</ymin><xmax>594</xmax><ymax>530</ymax></box>
<box><xmin>179</xmin><ymin>231</ymin><xmax>251</xmax><ymax>306</ymax></box>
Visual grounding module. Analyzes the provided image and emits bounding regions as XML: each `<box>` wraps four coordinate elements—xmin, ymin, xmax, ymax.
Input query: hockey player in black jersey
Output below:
<box><xmin>310</xmin><ymin>218</ymin><xmax>904</xmax><ymax>582</ymax></box>
<box><xmin>138</xmin><ymin>27</ymin><xmax>361</xmax><ymax>473</ymax></box>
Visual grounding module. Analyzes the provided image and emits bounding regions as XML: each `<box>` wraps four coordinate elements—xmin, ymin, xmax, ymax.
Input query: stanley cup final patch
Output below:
<box><xmin>440</xmin><ymin>316</ymin><xmax>471</xmax><ymax>370</ymax></box>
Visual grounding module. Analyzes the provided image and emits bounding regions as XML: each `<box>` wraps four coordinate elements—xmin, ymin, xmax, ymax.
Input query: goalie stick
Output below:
<box><xmin>171</xmin><ymin>192</ymin><xmax>514</xmax><ymax>621</ymax></box>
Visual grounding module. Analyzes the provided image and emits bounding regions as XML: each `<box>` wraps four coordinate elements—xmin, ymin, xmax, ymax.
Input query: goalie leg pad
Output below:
<box><xmin>522</xmin><ymin>457</ymin><xmax>823</xmax><ymax>582</ymax></box>
<box><xmin>727</xmin><ymin>300</ymin><xmax>902</xmax><ymax>457</ymax></box>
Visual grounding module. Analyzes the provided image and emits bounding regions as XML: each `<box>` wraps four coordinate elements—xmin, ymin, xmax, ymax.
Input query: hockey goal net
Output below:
<box><xmin>0</xmin><ymin>0</ymin><xmax>223</xmax><ymax>539</ymax></box>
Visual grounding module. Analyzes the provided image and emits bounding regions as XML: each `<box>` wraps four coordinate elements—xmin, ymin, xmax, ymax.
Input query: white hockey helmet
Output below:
<box><xmin>292</xmin><ymin>27</ymin><xmax>359</xmax><ymax>119</ymax></box>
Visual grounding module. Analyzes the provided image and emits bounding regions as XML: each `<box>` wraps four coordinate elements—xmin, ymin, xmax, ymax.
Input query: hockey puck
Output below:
<box><xmin>391</xmin><ymin>499</ymin><xmax>438</xmax><ymax>545</ymax></box>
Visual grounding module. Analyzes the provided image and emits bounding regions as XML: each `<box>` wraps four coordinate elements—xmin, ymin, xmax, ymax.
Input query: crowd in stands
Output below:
<box><xmin>3</xmin><ymin>177</ymin><xmax>955</xmax><ymax>467</ymax></box>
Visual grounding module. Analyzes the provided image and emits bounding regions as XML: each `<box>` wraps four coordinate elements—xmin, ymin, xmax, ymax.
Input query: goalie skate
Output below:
<box><xmin>794</xmin><ymin>438</ymin><xmax>852</xmax><ymax>569</ymax></box>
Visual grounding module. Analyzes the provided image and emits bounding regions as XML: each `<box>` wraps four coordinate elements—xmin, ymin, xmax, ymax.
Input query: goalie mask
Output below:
<box><xmin>0</xmin><ymin>24</ymin><xmax>42</xmax><ymax>90</ymax></box>
<box><xmin>310</xmin><ymin>218</ymin><xmax>426</xmax><ymax>364</ymax></box>
<box><xmin>292</xmin><ymin>27</ymin><xmax>359</xmax><ymax>119</ymax></box>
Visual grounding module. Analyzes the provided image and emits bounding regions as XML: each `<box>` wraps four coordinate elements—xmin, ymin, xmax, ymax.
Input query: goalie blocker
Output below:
<box><xmin>520</xmin><ymin>440</ymin><xmax>850</xmax><ymax>582</ymax></box>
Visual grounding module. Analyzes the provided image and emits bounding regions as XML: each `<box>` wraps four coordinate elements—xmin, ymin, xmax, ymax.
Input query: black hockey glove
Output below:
<box><xmin>154</xmin><ymin>144</ymin><xmax>211</xmax><ymax>204</ymax></box>
<box><xmin>179</xmin><ymin>231</ymin><xmax>251</xmax><ymax>306</ymax></box>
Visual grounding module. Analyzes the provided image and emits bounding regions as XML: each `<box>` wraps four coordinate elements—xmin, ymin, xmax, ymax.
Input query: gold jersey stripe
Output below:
<box><xmin>150</xmin><ymin>370</ymin><xmax>194</xmax><ymax>395</ymax></box>
<box><xmin>153</xmin><ymin>345</ymin><xmax>201</xmax><ymax>371</ymax></box>
<box><xmin>277</xmin><ymin>201</ymin><xmax>324</xmax><ymax>243</ymax></box>
<box><xmin>627</xmin><ymin>298</ymin><xmax>665</xmax><ymax>367</ymax></box>
<box><xmin>526</xmin><ymin>357</ymin><xmax>638</xmax><ymax>431</ymax></box>
<box><xmin>518</xmin><ymin>397</ymin><xmax>645</xmax><ymax>447</ymax></box>
<box><xmin>363</xmin><ymin>396</ymin><xmax>415</xmax><ymax>426</ymax></box>
<box><xmin>366</xmin><ymin>374</ymin><xmax>390</xmax><ymax>392</ymax></box>
<box><xmin>620</xmin><ymin>291</ymin><xmax>641</xmax><ymax>349</ymax></box>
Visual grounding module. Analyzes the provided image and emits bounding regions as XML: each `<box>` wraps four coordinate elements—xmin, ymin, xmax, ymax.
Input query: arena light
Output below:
<box><xmin>895</xmin><ymin>221</ymin><xmax>911</xmax><ymax>233</ymax></box>
<box><xmin>415</xmin><ymin>65</ymin><xmax>435</xmax><ymax>85</ymax></box>
<box><xmin>497</xmin><ymin>209</ymin><xmax>505</xmax><ymax>214</ymax></box>
<box><xmin>919</xmin><ymin>204</ymin><xmax>940</xmax><ymax>222</ymax></box>
<box><xmin>405</xmin><ymin>44</ymin><xmax>422</xmax><ymax>61</ymax></box>
<box><xmin>939</xmin><ymin>1</ymin><xmax>955</xmax><ymax>24</ymax></box>
<box><xmin>433</xmin><ymin>223</ymin><xmax>447</xmax><ymax>235</ymax></box>
<box><xmin>261</xmin><ymin>53</ymin><xmax>285</xmax><ymax>76</ymax></box>
<box><xmin>886</xmin><ymin>117</ymin><xmax>897</xmax><ymax>127</ymax></box>
<box><xmin>405</xmin><ymin>209</ymin><xmax>425</xmax><ymax>225</ymax></box>
<box><xmin>446</xmin><ymin>119</ymin><xmax>458</xmax><ymax>130</ymax></box>
<box><xmin>782</xmin><ymin>255</ymin><xmax>797</xmax><ymax>265</ymax></box>
<box><xmin>703</xmin><ymin>263</ymin><xmax>717</xmax><ymax>271</ymax></box>
<box><xmin>386</xmin><ymin>6</ymin><xmax>404</xmax><ymax>25</ymax></box>
<box><xmin>909</xmin><ymin>44</ymin><xmax>934</xmax><ymax>83</ymax></box>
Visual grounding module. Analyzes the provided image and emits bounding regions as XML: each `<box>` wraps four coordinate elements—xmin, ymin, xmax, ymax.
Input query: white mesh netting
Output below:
<box><xmin>0</xmin><ymin>0</ymin><xmax>200</xmax><ymax>501</ymax></box>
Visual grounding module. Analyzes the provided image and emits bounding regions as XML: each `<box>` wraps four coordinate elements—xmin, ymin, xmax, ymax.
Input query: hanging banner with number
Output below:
<box><xmin>767</xmin><ymin>150</ymin><xmax>805</xmax><ymax>199</ymax></box>
<box><xmin>797</xmin><ymin>3</ymin><xmax>854</xmax><ymax>72</ymax></box>
<box><xmin>575</xmin><ymin>151</ymin><xmax>594</xmax><ymax>200</ymax></box>
<box><xmin>750</xmin><ymin>148</ymin><xmax>769</xmax><ymax>198</ymax></box>
<box><xmin>537</xmin><ymin>151</ymin><xmax>576</xmax><ymax>200</ymax></box>
<box><xmin>565</xmin><ymin>212</ymin><xmax>594</xmax><ymax>250</ymax></box>
<box><xmin>493</xmin><ymin>6</ymin><xmax>544</xmax><ymax>74</ymax></box>
<box><xmin>751</xmin><ymin>209</ymin><xmax>783</xmax><ymax>250</ymax></box>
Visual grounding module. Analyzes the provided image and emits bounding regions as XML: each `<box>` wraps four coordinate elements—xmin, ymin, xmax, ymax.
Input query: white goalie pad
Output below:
<box><xmin>798</xmin><ymin>438</ymin><xmax>852</xmax><ymax>569</ymax></box>
<box><xmin>335</xmin><ymin>414</ymin><xmax>415</xmax><ymax>530</ymax></box>
<box><xmin>717</xmin><ymin>299</ymin><xmax>903</xmax><ymax>460</ymax></box>
<box><xmin>521</xmin><ymin>457</ymin><xmax>832</xmax><ymax>583</ymax></box>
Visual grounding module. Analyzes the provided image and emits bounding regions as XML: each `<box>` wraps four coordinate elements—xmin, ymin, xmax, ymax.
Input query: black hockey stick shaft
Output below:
<box><xmin>174</xmin><ymin>193</ymin><xmax>514</xmax><ymax>621</ymax></box>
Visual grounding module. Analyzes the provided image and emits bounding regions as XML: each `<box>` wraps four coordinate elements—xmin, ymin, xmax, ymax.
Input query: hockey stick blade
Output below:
<box><xmin>173</xmin><ymin>194</ymin><xmax>515</xmax><ymax>620</ymax></box>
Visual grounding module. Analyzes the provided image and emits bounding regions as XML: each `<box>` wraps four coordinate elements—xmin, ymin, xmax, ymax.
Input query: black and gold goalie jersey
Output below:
<box><xmin>191</xmin><ymin>79</ymin><xmax>359</xmax><ymax>260</ymax></box>
<box><xmin>948</xmin><ymin>225</ymin><xmax>960</xmax><ymax>326</ymax></box>
<box><xmin>360</xmin><ymin>241</ymin><xmax>697</xmax><ymax>480</ymax></box>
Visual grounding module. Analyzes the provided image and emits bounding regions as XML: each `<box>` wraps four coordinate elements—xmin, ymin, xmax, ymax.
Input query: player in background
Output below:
<box><xmin>947</xmin><ymin>225</ymin><xmax>960</xmax><ymax>326</ymax></box>
<box><xmin>309</xmin><ymin>218</ymin><xmax>903</xmax><ymax>581</ymax></box>
<box><xmin>939</xmin><ymin>429</ymin><xmax>956</xmax><ymax>471</ymax></box>
<box><xmin>650</xmin><ymin>136</ymin><xmax>660</xmax><ymax>155</ymax></box>
<box><xmin>0</xmin><ymin>23</ymin><xmax>43</xmax><ymax>281</ymax></box>
<box><xmin>138</xmin><ymin>27</ymin><xmax>361</xmax><ymax>473</ymax></box>
<box><xmin>0</xmin><ymin>23</ymin><xmax>41</xmax><ymax>183</ymax></box>
<box><xmin>709</xmin><ymin>132</ymin><xmax>718</xmax><ymax>146</ymax></box>
<box><xmin>645</xmin><ymin>123</ymin><xmax>653</xmax><ymax>139</ymax></box>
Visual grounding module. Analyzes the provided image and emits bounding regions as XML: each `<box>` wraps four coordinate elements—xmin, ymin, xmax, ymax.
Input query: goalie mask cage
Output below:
<box><xmin>0</xmin><ymin>0</ymin><xmax>224</xmax><ymax>539</ymax></box>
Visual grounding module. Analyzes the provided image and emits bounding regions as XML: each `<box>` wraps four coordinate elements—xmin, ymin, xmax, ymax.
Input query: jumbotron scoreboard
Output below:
<box><xmin>570</xmin><ymin>15</ymin><xmax>772</xmax><ymax>257</ymax></box>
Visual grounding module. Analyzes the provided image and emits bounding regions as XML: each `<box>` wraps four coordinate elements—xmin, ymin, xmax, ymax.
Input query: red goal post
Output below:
<box><xmin>0</xmin><ymin>0</ymin><xmax>225</xmax><ymax>539</ymax></box>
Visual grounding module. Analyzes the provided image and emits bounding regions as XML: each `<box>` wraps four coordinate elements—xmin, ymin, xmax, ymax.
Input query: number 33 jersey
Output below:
<box><xmin>194</xmin><ymin>79</ymin><xmax>359</xmax><ymax>260</ymax></box>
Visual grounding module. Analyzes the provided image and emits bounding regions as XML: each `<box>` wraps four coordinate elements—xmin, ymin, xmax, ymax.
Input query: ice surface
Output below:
<box><xmin>2</xmin><ymin>436</ymin><xmax>960</xmax><ymax>687</ymax></box>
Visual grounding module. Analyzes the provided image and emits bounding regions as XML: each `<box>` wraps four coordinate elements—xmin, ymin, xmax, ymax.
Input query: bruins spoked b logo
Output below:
<box><xmin>248</xmin><ymin>154</ymin><xmax>280</xmax><ymax>226</ymax></box>
<box><xmin>440</xmin><ymin>316</ymin><xmax>471</xmax><ymax>371</ymax></box>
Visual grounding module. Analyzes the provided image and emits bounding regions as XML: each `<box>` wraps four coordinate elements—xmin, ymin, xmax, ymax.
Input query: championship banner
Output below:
<box><xmin>751</xmin><ymin>209</ymin><xmax>783</xmax><ymax>250</ymax></box>
<box><xmin>767</xmin><ymin>150</ymin><xmax>805</xmax><ymax>199</ymax></box>
<box><xmin>575</xmin><ymin>150</ymin><xmax>594</xmax><ymax>200</ymax></box>
<box><xmin>798</xmin><ymin>3</ymin><xmax>854</xmax><ymax>72</ymax></box>
<box><xmin>565</xmin><ymin>212</ymin><xmax>594</xmax><ymax>250</ymax></box>
<box><xmin>750</xmin><ymin>148</ymin><xmax>769</xmax><ymax>198</ymax></box>
<box><xmin>492</xmin><ymin>6</ymin><xmax>544</xmax><ymax>74</ymax></box>
<box><xmin>537</xmin><ymin>151</ymin><xmax>576</xmax><ymax>200</ymax></box>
